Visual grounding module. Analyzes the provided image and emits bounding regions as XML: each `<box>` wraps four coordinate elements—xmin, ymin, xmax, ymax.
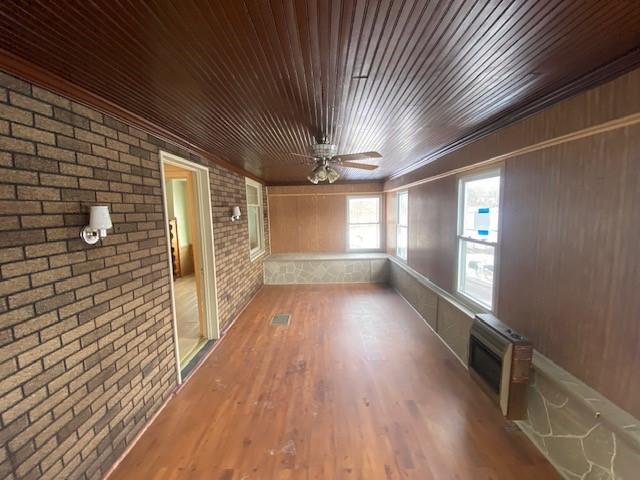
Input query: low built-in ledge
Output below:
<box><xmin>266</xmin><ymin>252</ymin><xmax>388</xmax><ymax>261</ymax></box>
<box><xmin>264</xmin><ymin>252</ymin><xmax>389</xmax><ymax>284</ymax></box>
<box><xmin>383</xmin><ymin>256</ymin><xmax>640</xmax><ymax>480</ymax></box>
<box><xmin>518</xmin><ymin>353</ymin><xmax>640</xmax><ymax>479</ymax></box>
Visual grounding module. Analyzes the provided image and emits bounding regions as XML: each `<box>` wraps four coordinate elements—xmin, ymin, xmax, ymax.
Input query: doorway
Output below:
<box><xmin>160</xmin><ymin>151</ymin><xmax>219</xmax><ymax>382</ymax></box>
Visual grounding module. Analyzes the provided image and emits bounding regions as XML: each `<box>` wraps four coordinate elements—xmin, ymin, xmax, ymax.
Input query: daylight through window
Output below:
<box><xmin>245</xmin><ymin>178</ymin><xmax>265</xmax><ymax>259</ymax></box>
<box><xmin>456</xmin><ymin>170</ymin><xmax>501</xmax><ymax>309</ymax></box>
<box><xmin>396</xmin><ymin>191</ymin><xmax>408</xmax><ymax>260</ymax></box>
<box><xmin>347</xmin><ymin>196</ymin><xmax>381</xmax><ymax>250</ymax></box>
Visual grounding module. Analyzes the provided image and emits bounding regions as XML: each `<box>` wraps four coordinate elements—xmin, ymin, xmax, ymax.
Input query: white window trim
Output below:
<box><xmin>245</xmin><ymin>177</ymin><xmax>265</xmax><ymax>261</ymax></box>
<box><xmin>396</xmin><ymin>191</ymin><xmax>408</xmax><ymax>261</ymax></box>
<box><xmin>346</xmin><ymin>194</ymin><xmax>383</xmax><ymax>252</ymax></box>
<box><xmin>455</xmin><ymin>166</ymin><xmax>503</xmax><ymax>312</ymax></box>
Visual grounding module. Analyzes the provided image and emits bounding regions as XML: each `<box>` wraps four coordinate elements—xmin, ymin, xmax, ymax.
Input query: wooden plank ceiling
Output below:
<box><xmin>1</xmin><ymin>1</ymin><xmax>639</xmax><ymax>183</ymax></box>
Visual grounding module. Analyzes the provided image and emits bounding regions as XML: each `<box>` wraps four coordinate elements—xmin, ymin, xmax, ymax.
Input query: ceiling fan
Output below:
<box><xmin>288</xmin><ymin>138</ymin><xmax>381</xmax><ymax>184</ymax></box>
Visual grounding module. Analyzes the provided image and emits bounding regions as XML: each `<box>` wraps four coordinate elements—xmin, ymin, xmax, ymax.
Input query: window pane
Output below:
<box><xmin>462</xmin><ymin>175</ymin><xmax>500</xmax><ymax>242</ymax></box>
<box><xmin>349</xmin><ymin>224</ymin><xmax>379</xmax><ymax>249</ymax></box>
<box><xmin>397</xmin><ymin>225</ymin><xmax>408</xmax><ymax>260</ymax></box>
<box><xmin>248</xmin><ymin>206</ymin><xmax>259</xmax><ymax>250</ymax></box>
<box><xmin>246</xmin><ymin>184</ymin><xmax>259</xmax><ymax>205</ymax></box>
<box><xmin>459</xmin><ymin>240</ymin><xmax>495</xmax><ymax>308</ymax></box>
<box><xmin>398</xmin><ymin>192</ymin><xmax>408</xmax><ymax>226</ymax></box>
<box><xmin>349</xmin><ymin>197</ymin><xmax>379</xmax><ymax>224</ymax></box>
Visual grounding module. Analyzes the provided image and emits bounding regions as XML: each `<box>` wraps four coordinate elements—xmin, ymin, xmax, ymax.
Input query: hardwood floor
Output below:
<box><xmin>109</xmin><ymin>284</ymin><xmax>558</xmax><ymax>480</ymax></box>
<box><xmin>173</xmin><ymin>274</ymin><xmax>203</xmax><ymax>365</ymax></box>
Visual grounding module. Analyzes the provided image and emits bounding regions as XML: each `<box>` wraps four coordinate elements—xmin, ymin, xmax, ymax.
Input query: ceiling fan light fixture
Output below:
<box><xmin>311</xmin><ymin>142</ymin><xmax>337</xmax><ymax>158</ymax></box>
<box><xmin>300</xmin><ymin>138</ymin><xmax>381</xmax><ymax>184</ymax></box>
<box><xmin>313</xmin><ymin>164</ymin><xmax>328</xmax><ymax>182</ymax></box>
<box><xmin>326</xmin><ymin>166</ymin><xmax>340</xmax><ymax>183</ymax></box>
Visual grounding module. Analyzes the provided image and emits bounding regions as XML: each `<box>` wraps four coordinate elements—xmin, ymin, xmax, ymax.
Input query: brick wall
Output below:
<box><xmin>209</xmin><ymin>164</ymin><xmax>269</xmax><ymax>331</ymax></box>
<box><xmin>0</xmin><ymin>71</ymin><xmax>268</xmax><ymax>480</ymax></box>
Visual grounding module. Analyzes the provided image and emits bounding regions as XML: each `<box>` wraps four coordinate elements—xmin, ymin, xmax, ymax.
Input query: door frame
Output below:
<box><xmin>160</xmin><ymin>150</ymin><xmax>220</xmax><ymax>384</ymax></box>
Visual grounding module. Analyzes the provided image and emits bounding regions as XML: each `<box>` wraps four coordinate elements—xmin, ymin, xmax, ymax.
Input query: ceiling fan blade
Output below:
<box><xmin>333</xmin><ymin>151</ymin><xmax>382</xmax><ymax>162</ymax></box>
<box><xmin>285</xmin><ymin>152</ymin><xmax>317</xmax><ymax>165</ymax></box>
<box><xmin>340</xmin><ymin>161</ymin><xmax>379</xmax><ymax>170</ymax></box>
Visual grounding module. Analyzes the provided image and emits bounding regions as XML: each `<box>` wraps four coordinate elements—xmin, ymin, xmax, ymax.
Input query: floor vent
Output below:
<box><xmin>271</xmin><ymin>313</ymin><xmax>291</xmax><ymax>325</ymax></box>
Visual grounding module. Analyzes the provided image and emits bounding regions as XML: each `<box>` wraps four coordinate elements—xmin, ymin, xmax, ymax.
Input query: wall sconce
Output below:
<box><xmin>230</xmin><ymin>206</ymin><xmax>241</xmax><ymax>222</ymax></box>
<box><xmin>80</xmin><ymin>206</ymin><xmax>112</xmax><ymax>245</ymax></box>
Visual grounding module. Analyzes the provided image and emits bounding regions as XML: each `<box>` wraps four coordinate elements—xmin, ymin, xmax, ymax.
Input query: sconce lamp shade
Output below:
<box><xmin>231</xmin><ymin>205</ymin><xmax>242</xmax><ymax>221</ymax></box>
<box><xmin>89</xmin><ymin>206</ymin><xmax>112</xmax><ymax>230</ymax></box>
<box><xmin>81</xmin><ymin>205</ymin><xmax>112</xmax><ymax>245</ymax></box>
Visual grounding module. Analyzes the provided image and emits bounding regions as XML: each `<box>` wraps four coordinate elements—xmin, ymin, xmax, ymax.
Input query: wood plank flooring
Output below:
<box><xmin>109</xmin><ymin>284</ymin><xmax>558</xmax><ymax>480</ymax></box>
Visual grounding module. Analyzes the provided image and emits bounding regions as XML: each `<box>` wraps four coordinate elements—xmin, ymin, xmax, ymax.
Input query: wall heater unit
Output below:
<box><xmin>469</xmin><ymin>313</ymin><xmax>532</xmax><ymax>420</ymax></box>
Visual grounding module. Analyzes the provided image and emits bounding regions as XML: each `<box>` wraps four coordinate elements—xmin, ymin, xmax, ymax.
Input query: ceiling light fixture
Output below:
<box><xmin>307</xmin><ymin>161</ymin><xmax>341</xmax><ymax>185</ymax></box>
<box><xmin>315</xmin><ymin>164</ymin><xmax>328</xmax><ymax>182</ymax></box>
<box><xmin>326</xmin><ymin>166</ymin><xmax>340</xmax><ymax>184</ymax></box>
<box><xmin>293</xmin><ymin>137</ymin><xmax>380</xmax><ymax>184</ymax></box>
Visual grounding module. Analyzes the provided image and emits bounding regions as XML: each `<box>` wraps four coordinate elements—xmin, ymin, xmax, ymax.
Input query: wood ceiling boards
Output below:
<box><xmin>1</xmin><ymin>1</ymin><xmax>639</xmax><ymax>183</ymax></box>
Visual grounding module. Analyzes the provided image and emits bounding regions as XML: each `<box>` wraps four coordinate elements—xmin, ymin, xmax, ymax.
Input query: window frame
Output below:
<box><xmin>245</xmin><ymin>177</ymin><xmax>265</xmax><ymax>261</ymax></box>
<box><xmin>455</xmin><ymin>166</ymin><xmax>503</xmax><ymax>311</ymax></box>
<box><xmin>346</xmin><ymin>194</ymin><xmax>383</xmax><ymax>252</ymax></box>
<box><xmin>396</xmin><ymin>191</ymin><xmax>408</xmax><ymax>261</ymax></box>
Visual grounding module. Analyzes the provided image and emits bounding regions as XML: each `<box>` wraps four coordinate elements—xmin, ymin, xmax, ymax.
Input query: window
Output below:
<box><xmin>456</xmin><ymin>169</ymin><xmax>501</xmax><ymax>309</ymax></box>
<box><xmin>347</xmin><ymin>196</ymin><xmax>381</xmax><ymax>250</ymax></box>
<box><xmin>245</xmin><ymin>178</ymin><xmax>265</xmax><ymax>259</ymax></box>
<box><xmin>396</xmin><ymin>191</ymin><xmax>408</xmax><ymax>260</ymax></box>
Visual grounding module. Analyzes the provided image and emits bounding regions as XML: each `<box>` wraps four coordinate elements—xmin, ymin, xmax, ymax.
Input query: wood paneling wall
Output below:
<box><xmin>384</xmin><ymin>68</ymin><xmax>640</xmax><ymax>419</ymax></box>
<box><xmin>387</xmin><ymin>176</ymin><xmax>457</xmax><ymax>292</ymax></box>
<box><xmin>268</xmin><ymin>183</ymin><xmax>383</xmax><ymax>253</ymax></box>
<box><xmin>407</xmin><ymin>177</ymin><xmax>457</xmax><ymax>292</ymax></box>
<box><xmin>499</xmin><ymin>126</ymin><xmax>640</xmax><ymax>412</ymax></box>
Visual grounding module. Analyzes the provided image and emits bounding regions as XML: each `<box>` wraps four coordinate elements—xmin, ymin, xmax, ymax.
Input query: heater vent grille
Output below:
<box><xmin>469</xmin><ymin>313</ymin><xmax>532</xmax><ymax>420</ymax></box>
<box><xmin>271</xmin><ymin>313</ymin><xmax>291</xmax><ymax>325</ymax></box>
